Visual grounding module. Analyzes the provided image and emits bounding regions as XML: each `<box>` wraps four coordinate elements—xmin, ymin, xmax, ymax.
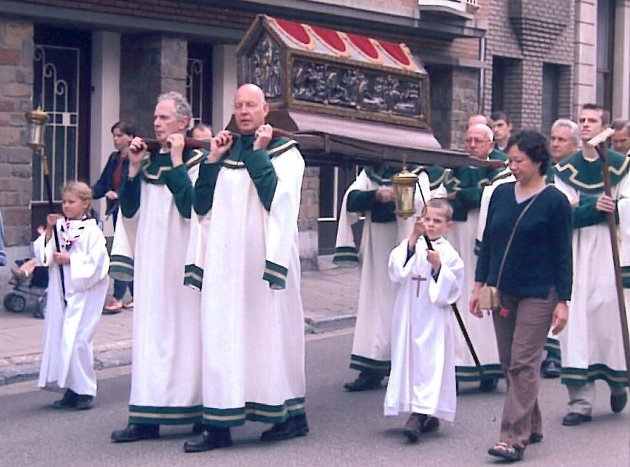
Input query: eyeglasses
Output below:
<box><xmin>464</xmin><ymin>137</ymin><xmax>490</xmax><ymax>145</ymax></box>
<box><xmin>233</xmin><ymin>101</ymin><xmax>262</xmax><ymax>111</ymax></box>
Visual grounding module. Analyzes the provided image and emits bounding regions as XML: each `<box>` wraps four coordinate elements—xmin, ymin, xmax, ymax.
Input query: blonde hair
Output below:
<box><xmin>426</xmin><ymin>198</ymin><xmax>453</xmax><ymax>222</ymax></box>
<box><xmin>63</xmin><ymin>181</ymin><xmax>93</xmax><ymax>207</ymax></box>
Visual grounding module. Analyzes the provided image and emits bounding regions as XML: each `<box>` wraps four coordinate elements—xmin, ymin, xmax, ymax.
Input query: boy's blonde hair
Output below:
<box><xmin>63</xmin><ymin>181</ymin><xmax>93</xmax><ymax>206</ymax></box>
<box><xmin>425</xmin><ymin>198</ymin><xmax>453</xmax><ymax>222</ymax></box>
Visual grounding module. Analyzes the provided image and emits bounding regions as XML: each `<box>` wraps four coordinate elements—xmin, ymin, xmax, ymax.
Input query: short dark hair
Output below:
<box><xmin>111</xmin><ymin>120</ymin><xmax>136</xmax><ymax>137</ymax></box>
<box><xmin>611</xmin><ymin>118</ymin><xmax>629</xmax><ymax>132</ymax></box>
<box><xmin>490</xmin><ymin>111</ymin><xmax>511</xmax><ymax>125</ymax></box>
<box><xmin>505</xmin><ymin>130</ymin><xmax>550</xmax><ymax>175</ymax></box>
<box><xmin>581</xmin><ymin>103</ymin><xmax>610</xmax><ymax>126</ymax></box>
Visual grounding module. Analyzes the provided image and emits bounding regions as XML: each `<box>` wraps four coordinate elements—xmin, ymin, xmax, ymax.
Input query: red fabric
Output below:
<box><xmin>346</xmin><ymin>33</ymin><xmax>379</xmax><ymax>60</ymax></box>
<box><xmin>378</xmin><ymin>40</ymin><xmax>411</xmax><ymax>67</ymax></box>
<box><xmin>274</xmin><ymin>18</ymin><xmax>311</xmax><ymax>45</ymax></box>
<box><xmin>112</xmin><ymin>154</ymin><xmax>124</xmax><ymax>192</ymax></box>
<box><xmin>311</xmin><ymin>26</ymin><xmax>346</xmax><ymax>53</ymax></box>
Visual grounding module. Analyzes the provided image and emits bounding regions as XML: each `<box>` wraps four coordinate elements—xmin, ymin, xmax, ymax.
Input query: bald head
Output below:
<box><xmin>234</xmin><ymin>83</ymin><xmax>269</xmax><ymax>134</ymax></box>
<box><xmin>468</xmin><ymin>114</ymin><xmax>488</xmax><ymax>128</ymax></box>
<box><xmin>465</xmin><ymin>124</ymin><xmax>495</xmax><ymax>160</ymax></box>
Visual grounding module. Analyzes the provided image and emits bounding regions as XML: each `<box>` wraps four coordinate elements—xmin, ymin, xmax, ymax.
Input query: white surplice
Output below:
<box><xmin>384</xmin><ymin>236</ymin><xmax>464</xmax><ymax>422</ymax></box>
<box><xmin>38</xmin><ymin>218</ymin><xmax>109</xmax><ymax>396</ymax></box>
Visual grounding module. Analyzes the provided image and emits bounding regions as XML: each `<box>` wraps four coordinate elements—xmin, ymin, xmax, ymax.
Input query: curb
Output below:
<box><xmin>0</xmin><ymin>316</ymin><xmax>355</xmax><ymax>387</ymax></box>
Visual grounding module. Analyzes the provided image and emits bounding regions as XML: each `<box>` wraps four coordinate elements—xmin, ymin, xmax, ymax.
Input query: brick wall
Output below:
<box><xmin>0</xmin><ymin>18</ymin><xmax>34</xmax><ymax>248</ymax></box>
<box><xmin>481</xmin><ymin>0</ymin><xmax>575</xmax><ymax>130</ymax></box>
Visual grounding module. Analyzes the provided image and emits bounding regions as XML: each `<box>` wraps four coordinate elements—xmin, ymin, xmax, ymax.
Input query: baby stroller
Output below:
<box><xmin>4</xmin><ymin>259</ymin><xmax>49</xmax><ymax>319</ymax></box>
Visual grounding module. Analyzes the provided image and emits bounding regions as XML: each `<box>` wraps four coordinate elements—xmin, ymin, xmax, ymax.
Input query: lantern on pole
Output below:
<box><xmin>392</xmin><ymin>165</ymin><xmax>418</xmax><ymax>219</ymax></box>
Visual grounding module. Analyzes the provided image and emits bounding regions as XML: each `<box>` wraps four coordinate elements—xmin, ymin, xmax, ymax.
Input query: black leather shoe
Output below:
<box><xmin>344</xmin><ymin>372</ymin><xmax>384</xmax><ymax>392</ymax></box>
<box><xmin>611</xmin><ymin>390</ymin><xmax>628</xmax><ymax>413</ymax></box>
<box><xmin>260</xmin><ymin>414</ymin><xmax>309</xmax><ymax>442</ymax></box>
<box><xmin>420</xmin><ymin>415</ymin><xmax>440</xmax><ymax>433</ymax></box>
<box><xmin>111</xmin><ymin>423</ymin><xmax>160</xmax><ymax>442</ymax></box>
<box><xmin>403</xmin><ymin>413</ymin><xmax>423</xmax><ymax>442</ymax></box>
<box><xmin>183</xmin><ymin>427</ymin><xmax>232</xmax><ymax>453</ymax></box>
<box><xmin>541</xmin><ymin>359</ymin><xmax>561</xmax><ymax>379</ymax></box>
<box><xmin>74</xmin><ymin>394</ymin><xmax>94</xmax><ymax>410</ymax></box>
<box><xmin>52</xmin><ymin>389</ymin><xmax>78</xmax><ymax>409</ymax></box>
<box><xmin>479</xmin><ymin>377</ymin><xmax>499</xmax><ymax>392</ymax></box>
<box><xmin>562</xmin><ymin>412</ymin><xmax>592</xmax><ymax>426</ymax></box>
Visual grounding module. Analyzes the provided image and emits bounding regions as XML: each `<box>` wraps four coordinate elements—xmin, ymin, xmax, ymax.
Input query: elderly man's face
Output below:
<box><xmin>464</xmin><ymin>127</ymin><xmax>494</xmax><ymax>160</ymax></box>
<box><xmin>550</xmin><ymin>125</ymin><xmax>578</xmax><ymax>163</ymax></box>
<box><xmin>153</xmin><ymin>99</ymin><xmax>187</xmax><ymax>143</ymax></box>
<box><xmin>234</xmin><ymin>86</ymin><xmax>269</xmax><ymax>135</ymax></box>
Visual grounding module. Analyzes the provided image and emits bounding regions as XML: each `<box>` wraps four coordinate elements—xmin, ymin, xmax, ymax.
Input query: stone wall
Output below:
<box><xmin>0</xmin><ymin>18</ymin><xmax>34</xmax><ymax>248</ymax></box>
<box><xmin>298</xmin><ymin>166</ymin><xmax>319</xmax><ymax>271</ymax></box>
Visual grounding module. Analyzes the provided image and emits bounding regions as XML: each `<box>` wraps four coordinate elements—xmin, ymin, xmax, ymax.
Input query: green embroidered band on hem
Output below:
<box><xmin>184</xmin><ymin>264</ymin><xmax>203</xmax><ymax>290</ymax></box>
<box><xmin>129</xmin><ymin>404</ymin><xmax>203</xmax><ymax>425</ymax></box>
<box><xmin>544</xmin><ymin>337</ymin><xmax>560</xmax><ymax>352</ymax></box>
<box><xmin>561</xmin><ymin>364</ymin><xmax>629</xmax><ymax>388</ymax></box>
<box><xmin>622</xmin><ymin>266</ymin><xmax>630</xmax><ymax>288</ymax></box>
<box><xmin>350</xmin><ymin>354</ymin><xmax>390</xmax><ymax>375</ymax></box>
<box><xmin>263</xmin><ymin>260</ymin><xmax>287</xmax><ymax>289</ymax></box>
<box><xmin>474</xmin><ymin>239</ymin><xmax>481</xmax><ymax>256</ymax></box>
<box><xmin>109</xmin><ymin>255</ymin><xmax>134</xmax><ymax>281</ymax></box>
<box><xmin>455</xmin><ymin>364</ymin><xmax>503</xmax><ymax>382</ymax></box>
<box><xmin>333</xmin><ymin>246</ymin><xmax>359</xmax><ymax>266</ymax></box>
<box><xmin>202</xmin><ymin>397</ymin><xmax>306</xmax><ymax>427</ymax></box>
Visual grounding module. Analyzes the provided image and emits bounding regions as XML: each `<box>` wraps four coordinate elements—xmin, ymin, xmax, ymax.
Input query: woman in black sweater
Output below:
<box><xmin>470</xmin><ymin>130</ymin><xmax>572</xmax><ymax>462</ymax></box>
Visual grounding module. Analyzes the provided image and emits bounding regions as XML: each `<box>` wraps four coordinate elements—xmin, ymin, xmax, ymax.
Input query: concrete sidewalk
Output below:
<box><xmin>0</xmin><ymin>256</ymin><xmax>359</xmax><ymax>385</ymax></box>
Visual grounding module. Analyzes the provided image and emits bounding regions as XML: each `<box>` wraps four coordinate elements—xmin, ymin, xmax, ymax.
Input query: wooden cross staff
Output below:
<box><xmin>587</xmin><ymin>128</ymin><xmax>630</xmax><ymax>385</ymax></box>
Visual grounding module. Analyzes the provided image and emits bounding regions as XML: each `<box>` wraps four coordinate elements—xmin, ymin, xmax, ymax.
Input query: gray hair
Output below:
<box><xmin>157</xmin><ymin>91</ymin><xmax>192</xmax><ymax>121</ymax></box>
<box><xmin>551</xmin><ymin>119</ymin><xmax>580</xmax><ymax>144</ymax></box>
<box><xmin>468</xmin><ymin>123</ymin><xmax>494</xmax><ymax>141</ymax></box>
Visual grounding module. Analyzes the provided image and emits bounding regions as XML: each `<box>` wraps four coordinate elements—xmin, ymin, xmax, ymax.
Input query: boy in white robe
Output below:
<box><xmin>38</xmin><ymin>182</ymin><xmax>109</xmax><ymax>410</ymax></box>
<box><xmin>385</xmin><ymin>198</ymin><xmax>464</xmax><ymax>442</ymax></box>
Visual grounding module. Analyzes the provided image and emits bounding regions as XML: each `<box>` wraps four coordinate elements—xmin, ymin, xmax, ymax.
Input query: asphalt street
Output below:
<box><xmin>0</xmin><ymin>330</ymin><xmax>628</xmax><ymax>467</ymax></box>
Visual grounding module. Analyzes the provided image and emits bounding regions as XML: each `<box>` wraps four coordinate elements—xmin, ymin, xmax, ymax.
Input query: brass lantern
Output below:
<box><xmin>392</xmin><ymin>166</ymin><xmax>418</xmax><ymax>219</ymax></box>
<box><xmin>25</xmin><ymin>106</ymin><xmax>49</xmax><ymax>149</ymax></box>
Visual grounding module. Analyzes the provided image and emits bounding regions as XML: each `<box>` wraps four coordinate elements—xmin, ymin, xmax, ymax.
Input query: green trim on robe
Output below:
<box><xmin>193</xmin><ymin>161</ymin><xmax>221</xmax><ymax>216</ymax></box>
<box><xmin>553</xmin><ymin>149</ymin><xmax>629</xmax><ymax>195</ymax></box>
<box><xmin>544</xmin><ymin>336</ymin><xmax>561</xmax><ymax>352</ymax></box>
<box><xmin>622</xmin><ymin>266</ymin><xmax>630</xmax><ymax>288</ymax></box>
<box><xmin>109</xmin><ymin>254</ymin><xmax>134</xmax><ymax>281</ymax></box>
<box><xmin>184</xmin><ymin>263</ymin><xmax>203</xmax><ymax>290</ymax></box>
<box><xmin>424</xmin><ymin>165</ymin><xmax>447</xmax><ymax>191</ymax></box>
<box><xmin>348</xmin><ymin>166</ymin><xmax>398</xmax><ymax>224</ymax></box>
<box><xmin>444</xmin><ymin>167</ymin><xmax>491</xmax><ymax>222</ymax></box>
<box><xmin>349</xmin><ymin>354</ymin><xmax>391</xmax><ymax>376</ymax></box>
<box><xmin>456</xmin><ymin>364</ymin><xmax>504</xmax><ymax>382</ymax></box>
<box><xmin>128</xmin><ymin>404</ymin><xmax>203</xmax><ymax>425</ymax></box>
<box><xmin>119</xmin><ymin>175</ymin><xmax>141</xmax><ymax>218</ymax></box>
<box><xmin>263</xmin><ymin>260</ymin><xmax>288</xmax><ymax>290</ymax></box>
<box><xmin>561</xmin><ymin>364</ymin><xmax>628</xmax><ymax>388</ymax></box>
<box><xmin>163</xmin><ymin>164</ymin><xmax>195</xmax><ymax>219</ymax></box>
<box><xmin>489</xmin><ymin>147</ymin><xmax>507</xmax><ymax>162</ymax></box>
<box><xmin>202</xmin><ymin>397</ymin><xmax>306</xmax><ymax>427</ymax></box>
<box><xmin>333</xmin><ymin>246</ymin><xmax>359</xmax><ymax>265</ymax></box>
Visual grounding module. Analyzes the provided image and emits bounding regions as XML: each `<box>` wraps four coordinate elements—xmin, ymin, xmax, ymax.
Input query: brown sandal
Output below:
<box><xmin>488</xmin><ymin>441</ymin><xmax>524</xmax><ymax>461</ymax></box>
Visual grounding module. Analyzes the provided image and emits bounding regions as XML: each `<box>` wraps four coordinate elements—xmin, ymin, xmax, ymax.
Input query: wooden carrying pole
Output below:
<box><xmin>588</xmin><ymin>128</ymin><xmax>630</xmax><ymax>385</ymax></box>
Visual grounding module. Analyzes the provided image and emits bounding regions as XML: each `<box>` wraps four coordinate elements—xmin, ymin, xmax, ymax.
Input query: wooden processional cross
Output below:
<box><xmin>411</xmin><ymin>275</ymin><xmax>427</xmax><ymax>297</ymax></box>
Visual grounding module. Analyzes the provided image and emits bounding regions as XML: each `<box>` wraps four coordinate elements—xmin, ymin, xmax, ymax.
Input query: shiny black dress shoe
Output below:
<box><xmin>111</xmin><ymin>423</ymin><xmax>160</xmax><ymax>442</ymax></box>
<box><xmin>183</xmin><ymin>426</ymin><xmax>232</xmax><ymax>453</ymax></box>
<box><xmin>344</xmin><ymin>372</ymin><xmax>384</xmax><ymax>392</ymax></box>
<box><xmin>260</xmin><ymin>414</ymin><xmax>309</xmax><ymax>441</ymax></box>
<box><xmin>420</xmin><ymin>415</ymin><xmax>440</xmax><ymax>433</ymax></box>
<box><xmin>52</xmin><ymin>389</ymin><xmax>78</xmax><ymax>409</ymax></box>
<box><xmin>562</xmin><ymin>412</ymin><xmax>592</xmax><ymax>426</ymax></box>
<box><xmin>611</xmin><ymin>390</ymin><xmax>628</xmax><ymax>413</ymax></box>
<box><xmin>74</xmin><ymin>394</ymin><xmax>94</xmax><ymax>410</ymax></box>
<box><xmin>541</xmin><ymin>359</ymin><xmax>561</xmax><ymax>378</ymax></box>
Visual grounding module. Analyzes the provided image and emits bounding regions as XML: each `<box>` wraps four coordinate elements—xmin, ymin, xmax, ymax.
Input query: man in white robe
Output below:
<box><xmin>334</xmin><ymin>167</ymin><xmax>430</xmax><ymax>391</ymax></box>
<box><xmin>385</xmin><ymin>199</ymin><xmax>464</xmax><ymax>442</ymax></box>
<box><xmin>445</xmin><ymin>124</ymin><xmax>506</xmax><ymax>391</ymax></box>
<box><xmin>553</xmin><ymin>104</ymin><xmax>630</xmax><ymax>426</ymax></box>
<box><xmin>110</xmin><ymin>92</ymin><xmax>204</xmax><ymax>442</ymax></box>
<box><xmin>183</xmin><ymin>84</ymin><xmax>306</xmax><ymax>453</ymax></box>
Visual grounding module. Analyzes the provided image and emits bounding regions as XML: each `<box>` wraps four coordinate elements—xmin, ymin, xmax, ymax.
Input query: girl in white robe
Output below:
<box><xmin>38</xmin><ymin>182</ymin><xmax>110</xmax><ymax>410</ymax></box>
<box><xmin>385</xmin><ymin>200</ymin><xmax>464</xmax><ymax>441</ymax></box>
